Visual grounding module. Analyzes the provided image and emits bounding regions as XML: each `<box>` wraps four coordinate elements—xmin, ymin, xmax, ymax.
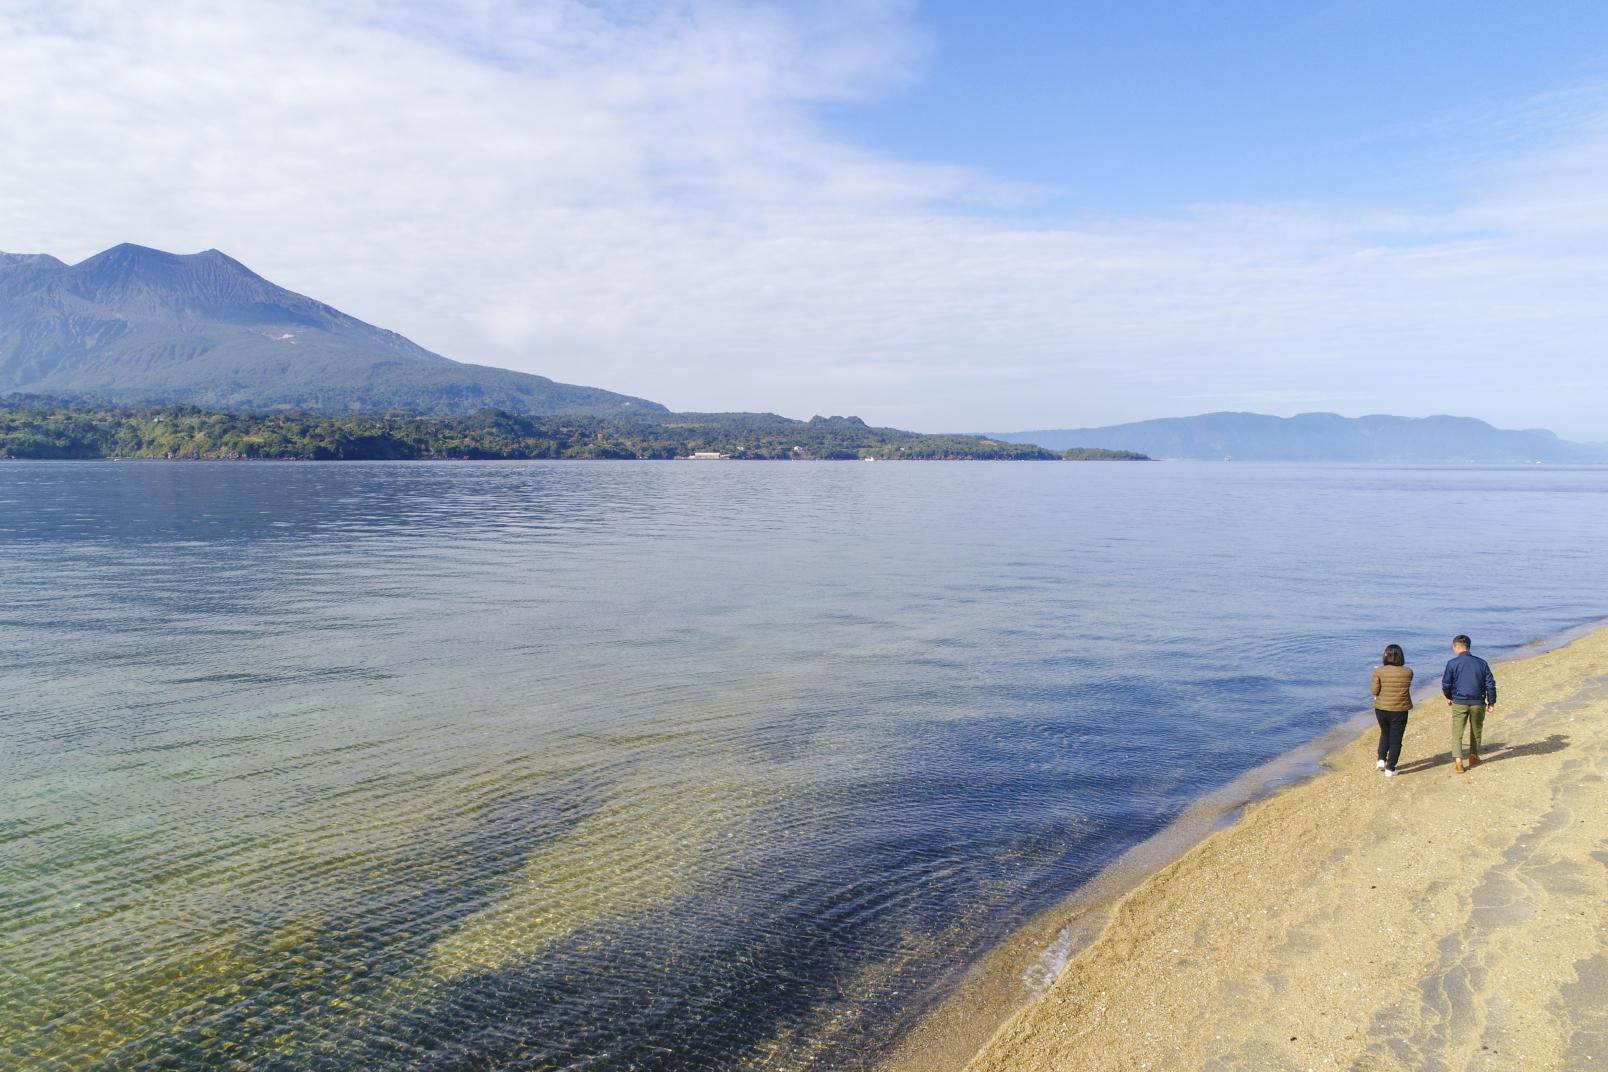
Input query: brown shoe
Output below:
<box><xmin>1467</xmin><ymin>753</ymin><xmax>1480</xmax><ymax>767</ymax></box>
<box><xmin>1454</xmin><ymin>759</ymin><xmax>1466</xmax><ymax>774</ymax></box>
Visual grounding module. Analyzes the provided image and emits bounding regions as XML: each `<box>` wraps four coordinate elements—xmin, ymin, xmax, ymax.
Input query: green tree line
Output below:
<box><xmin>0</xmin><ymin>401</ymin><xmax>1148</xmax><ymax>462</ymax></box>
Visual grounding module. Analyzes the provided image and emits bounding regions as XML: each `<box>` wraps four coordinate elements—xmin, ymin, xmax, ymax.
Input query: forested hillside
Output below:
<box><xmin>0</xmin><ymin>402</ymin><xmax>1062</xmax><ymax>461</ymax></box>
<box><xmin>0</xmin><ymin>243</ymin><xmax>663</xmax><ymax>416</ymax></box>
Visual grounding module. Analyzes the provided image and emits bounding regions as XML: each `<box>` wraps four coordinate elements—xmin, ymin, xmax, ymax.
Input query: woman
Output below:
<box><xmin>1370</xmin><ymin>644</ymin><xmax>1413</xmax><ymax>777</ymax></box>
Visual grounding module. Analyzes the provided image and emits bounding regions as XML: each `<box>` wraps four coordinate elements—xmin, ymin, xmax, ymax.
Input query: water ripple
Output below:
<box><xmin>3</xmin><ymin>461</ymin><xmax>1607</xmax><ymax>1069</ymax></box>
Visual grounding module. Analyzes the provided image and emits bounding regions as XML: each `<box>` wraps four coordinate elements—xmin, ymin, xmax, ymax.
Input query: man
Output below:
<box><xmin>1442</xmin><ymin>634</ymin><xmax>1497</xmax><ymax>773</ymax></box>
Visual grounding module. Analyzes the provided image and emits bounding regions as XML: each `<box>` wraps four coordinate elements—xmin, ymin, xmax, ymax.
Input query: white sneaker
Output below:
<box><xmin>1384</xmin><ymin>769</ymin><xmax>1397</xmax><ymax>778</ymax></box>
<box><xmin>1376</xmin><ymin>759</ymin><xmax>1388</xmax><ymax>770</ymax></box>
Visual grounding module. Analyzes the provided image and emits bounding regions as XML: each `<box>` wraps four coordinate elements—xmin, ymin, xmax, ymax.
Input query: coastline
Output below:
<box><xmin>886</xmin><ymin>621</ymin><xmax>1608</xmax><ymax>1072</ymax></box>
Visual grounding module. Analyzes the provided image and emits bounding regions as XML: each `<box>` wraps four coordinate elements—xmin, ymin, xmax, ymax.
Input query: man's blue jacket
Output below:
<box><xmin>1442</xmin><ymin>652</ymin><xmax>1497</xmax><ymax>706</ymax></box>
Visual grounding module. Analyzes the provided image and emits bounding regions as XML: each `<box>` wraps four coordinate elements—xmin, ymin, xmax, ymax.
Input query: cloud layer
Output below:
<box><xmin>4</xmin><ymin>1</ymin><xmax>1606</xmax><ymax>437</ymax></box>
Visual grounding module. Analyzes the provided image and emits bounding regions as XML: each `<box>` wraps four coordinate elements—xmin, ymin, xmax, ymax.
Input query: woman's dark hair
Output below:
<box><xmin>1382</xmin><ymin>644</ymin><xmax>1405</xmax><ymax>667</ymax></box>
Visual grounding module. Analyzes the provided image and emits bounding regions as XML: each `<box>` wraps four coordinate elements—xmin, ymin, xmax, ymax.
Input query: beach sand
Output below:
<box><xmin>957</xmin><ymin>626</ymin><xmax>1608</xmax><ymax>1072</ymax></box>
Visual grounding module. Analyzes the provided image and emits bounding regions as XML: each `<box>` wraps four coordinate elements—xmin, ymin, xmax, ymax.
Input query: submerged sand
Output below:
<box><xmin>960</xmin><ymin>627</ymin><xmax>1608</xmax><ymax>1072</ymax></box>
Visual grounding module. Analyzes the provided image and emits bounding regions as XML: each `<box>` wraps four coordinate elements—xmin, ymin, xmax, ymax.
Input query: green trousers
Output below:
<box><xmin>1450</xmin><ymin>703</ymin><xmax>1486</xmax><ymax>760</ymax></box>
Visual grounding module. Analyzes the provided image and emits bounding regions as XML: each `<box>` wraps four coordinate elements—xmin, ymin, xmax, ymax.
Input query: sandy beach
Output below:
<box><xmin>957</xmin><ymin>626</ymin><xmax>1608</xmax><ymax>1072</ymax></box>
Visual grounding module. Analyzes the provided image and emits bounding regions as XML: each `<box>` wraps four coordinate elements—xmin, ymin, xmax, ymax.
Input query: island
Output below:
<box><xmin>1060</xmin><ymin>448</ymin><xmax>1150</xmax><ymax>461</ymax></box>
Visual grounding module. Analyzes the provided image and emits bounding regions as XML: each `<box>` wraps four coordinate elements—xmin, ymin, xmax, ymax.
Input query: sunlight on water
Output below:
<box><xmin>3</xmin><ymin>460</ymin><xmax>1607</xmax><ymax>1070</ymax></box>
<box><xmin>429</xmin><ymin>774</ymin><xmax>781</xmax><ymax>979</ymax></box>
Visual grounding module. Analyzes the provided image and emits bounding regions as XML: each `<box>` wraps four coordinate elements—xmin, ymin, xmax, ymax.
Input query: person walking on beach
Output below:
<box><xmin>1442</xmin><ymin>634</ymin><xmax>1497</xmax><ymax>774</ymax></box>
<box><xmin>1370</xmin><ymin>644</ymin><xmax>1413</xmax><ymax>777</ymax></box>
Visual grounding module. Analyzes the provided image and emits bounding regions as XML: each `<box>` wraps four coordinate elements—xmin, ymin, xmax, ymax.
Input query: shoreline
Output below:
<box><xmin>883</xmin><ymin>619</ymin><xmax>1608</xmax><ymax>1072</ymax></box>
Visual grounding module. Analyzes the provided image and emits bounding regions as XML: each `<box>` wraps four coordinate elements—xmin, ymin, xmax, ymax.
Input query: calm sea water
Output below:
<box><xmin>4</xmin><ymin>460</ymin><xmax>1606</xmax><ymax>1071</ymax></box>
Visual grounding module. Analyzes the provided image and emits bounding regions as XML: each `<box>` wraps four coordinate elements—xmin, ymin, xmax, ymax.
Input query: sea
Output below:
<box><xmin>4</xmin><ymin>460</ymin><xmax>1606</xmax><ymax>1071</ymax></box>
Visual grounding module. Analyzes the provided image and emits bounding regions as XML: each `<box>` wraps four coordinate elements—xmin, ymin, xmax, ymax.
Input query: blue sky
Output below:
<box><xmin>4</xmin><ymin>1</ymin><xmax>1608</xmax><ymax>438</ymax></box>
<box><xmin>836</xmin><ymin>2</ymin><xmax>1608</xmax><ymax>212</ymax></box>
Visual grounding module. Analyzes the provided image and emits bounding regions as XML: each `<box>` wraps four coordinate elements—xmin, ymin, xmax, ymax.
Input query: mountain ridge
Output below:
<box><xmin>994</xmin><ymin>411</ymin><xmax>1605</xmax><ymax>463</ymax></box>
<box><xmin>0</xmin><ymin>243</ymin><xmax>663</xmax><ymax>416</ymax></box>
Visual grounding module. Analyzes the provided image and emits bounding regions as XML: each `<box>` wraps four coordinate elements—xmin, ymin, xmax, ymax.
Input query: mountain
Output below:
<box><xmin>0</xmin><ymin>244</ymin><xmax>664</xmax><ymax>416</ymax></box>
<box><xmin>994</xmin><ymin>412</ymin><xmax>1606</xmax><ymax>463</ymax></box>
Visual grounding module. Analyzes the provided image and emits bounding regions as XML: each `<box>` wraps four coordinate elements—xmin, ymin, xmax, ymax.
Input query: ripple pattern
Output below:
<box><xmin>3</xmin><ymin>460</ymin><xmax>1608</xmax><ymax>1070</ymax></box>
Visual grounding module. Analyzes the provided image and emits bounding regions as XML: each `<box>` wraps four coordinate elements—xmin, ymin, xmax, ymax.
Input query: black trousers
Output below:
<box><xmin>1375</xmin><ymin>708</ymin><xmax>1409</xmax><ymax>771</ymax></box>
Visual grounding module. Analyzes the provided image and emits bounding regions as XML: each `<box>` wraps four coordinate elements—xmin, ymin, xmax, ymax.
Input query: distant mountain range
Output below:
<box><xmin>5</xmin><ymin>245</ymin><xmax>1598</xmax><ymax>462</ymax></box>
<box><xmin>0</xmin><ymin>243</ymin><xmax>662</xmax><ymax>416</ymax></box>
<box><xmin>995</xmin><ymin>412</ymin><xmax>1606</xmax><ymax>463</ymax></box>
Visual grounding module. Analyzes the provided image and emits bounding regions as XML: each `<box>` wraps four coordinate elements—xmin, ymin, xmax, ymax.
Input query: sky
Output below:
<box><xmin>4</xmin><ymin>1</ymin><xmax>1608</xmax><ymax>438</ymax></box>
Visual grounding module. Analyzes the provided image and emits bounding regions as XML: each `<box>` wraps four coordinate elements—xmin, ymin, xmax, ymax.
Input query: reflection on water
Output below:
<box><xmin>4</xmin><ymin>461</ymin><xmax>1607</xmax><ymax>1070</ymax></box>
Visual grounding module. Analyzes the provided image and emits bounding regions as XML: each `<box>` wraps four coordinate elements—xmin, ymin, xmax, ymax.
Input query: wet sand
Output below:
<box><xmin>958</xmin><ymin>626</ymin><xmax>1608</xmax><ymax>1072</ymax></box>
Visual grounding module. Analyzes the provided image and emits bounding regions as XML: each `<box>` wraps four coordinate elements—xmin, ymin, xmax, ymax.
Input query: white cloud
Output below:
<box><xmin>3</xmin><ymin>1</ymin><xmax>1607</xmax><ymax>438</ymax></box>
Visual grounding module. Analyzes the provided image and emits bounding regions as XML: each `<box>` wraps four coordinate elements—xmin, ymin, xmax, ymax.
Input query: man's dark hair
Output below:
<box><xmin>1383</xmin><ymin>644</ymin><xmax>1405</xmax><ymax>667</ymax></box>
<box><xmin>1452</xmin><ymin>634</ymin><xmax>1472</xmax><ymax>649</ymax></box>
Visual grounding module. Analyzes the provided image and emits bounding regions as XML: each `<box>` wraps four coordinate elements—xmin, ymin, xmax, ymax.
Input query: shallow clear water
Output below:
<box><xmin>3</xmin><ymin>460</ymin><xmax>1606</xmax><ymax>1071</ymax></box>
